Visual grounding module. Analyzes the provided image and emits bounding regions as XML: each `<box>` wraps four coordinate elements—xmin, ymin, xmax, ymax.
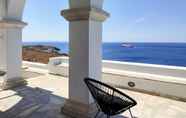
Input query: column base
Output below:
<box><xmin>61</xmin><ymin>99</ymin><xmax>98</xmax><ymax>118</ymax></box>
<box><xmin>1</xmin><ymin>78</ymin><xmax>27</xmax><ymax>90</ymax></box>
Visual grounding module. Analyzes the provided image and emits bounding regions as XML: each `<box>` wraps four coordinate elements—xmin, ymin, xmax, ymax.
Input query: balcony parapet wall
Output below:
<box><xmin>23</xmin><ymin>57</ymin><xmax>186</xmax><ymax>101</ymax></box>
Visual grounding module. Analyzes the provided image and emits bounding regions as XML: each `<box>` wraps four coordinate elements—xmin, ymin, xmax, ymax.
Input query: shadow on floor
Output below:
<box><xmin>96</xmin><ymin>112</ymin><xmax>136</xmax><ymax>118</ymax></box>
<box><xmin>0</xmin><ymin>85</ymin><xmax>68</xmax><ymax>118</ymax></box>
<box><xmin>0</xmin><ymin>85</ymin><xmax>135</xmax><ymax>118</ymax></box>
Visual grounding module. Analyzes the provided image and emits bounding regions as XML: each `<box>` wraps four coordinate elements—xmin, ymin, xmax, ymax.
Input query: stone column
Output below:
<box><xmin>0</xmin><ymin>20</ymin><xmax>27</xmax><ymax>89</ymax></box>
<box><xmin>0</xmin><ymin>0</ymin><xmax>27</xmax><ymax>89</ymax></box>
<box><xmin>61</xmin><ymin>0</ymin><xmax>109</xmax><ymax>117</ymax></box>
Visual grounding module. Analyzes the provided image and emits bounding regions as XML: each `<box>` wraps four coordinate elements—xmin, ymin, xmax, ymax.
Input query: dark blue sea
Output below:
<box><xmin>23</xmin><ymin>42</ymin><xmax>186</xmax><ymax>67</ymax></box>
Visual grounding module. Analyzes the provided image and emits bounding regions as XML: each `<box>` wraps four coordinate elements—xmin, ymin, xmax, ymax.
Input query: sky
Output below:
<box><xmin>23</xmin><ymin>0</ymin><xmax>186</xmax><ymax>42</ymax></box>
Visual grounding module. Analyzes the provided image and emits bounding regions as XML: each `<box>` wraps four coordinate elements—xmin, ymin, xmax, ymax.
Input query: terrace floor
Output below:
<box><xmin>0</xmin><ymin>68</ymin><xmax>186</xmax><ymax>118</ymax></box>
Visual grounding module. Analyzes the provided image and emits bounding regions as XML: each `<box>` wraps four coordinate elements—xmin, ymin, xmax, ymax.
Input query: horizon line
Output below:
<box><xmin>23</xmin><ymin>41</ymin><xmax>186</xmax><ymax>43</ymax></box>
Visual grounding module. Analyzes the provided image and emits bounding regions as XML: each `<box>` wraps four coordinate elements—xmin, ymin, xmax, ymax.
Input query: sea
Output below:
<box><xmin>23</xmin><ymin>42</ymin><xmax>186</xmax><ymax>67</ymax></box>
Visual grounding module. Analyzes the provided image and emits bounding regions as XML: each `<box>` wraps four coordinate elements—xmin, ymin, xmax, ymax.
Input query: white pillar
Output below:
<box><xmin>61</xmin><ymin>0</ymin><xmax>109</xmax><ymax>117</ymax></box>
<box><xmin>0</xmin><ymin>0</ymin><xmax>27</xmax><ymax>89</ymax></box>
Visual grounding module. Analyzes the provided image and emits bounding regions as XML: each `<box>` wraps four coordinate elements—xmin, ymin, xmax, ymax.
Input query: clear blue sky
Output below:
<box><xmin>23</xmin><ymin>0</ymin><xmax>186</xmax><ymax>42</ymax></box>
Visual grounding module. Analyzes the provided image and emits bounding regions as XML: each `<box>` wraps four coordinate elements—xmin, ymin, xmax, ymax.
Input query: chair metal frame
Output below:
<box><xmin>84</xmin><ymin>78</ymin><xmax>137</xmax><ymax>118</ymax></box>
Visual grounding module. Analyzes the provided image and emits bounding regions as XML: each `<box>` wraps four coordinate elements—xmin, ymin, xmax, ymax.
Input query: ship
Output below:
<box><xmin>121</xmin><ymin>43</ymin><xmax>134</xmax><ymax>48</ymax></box>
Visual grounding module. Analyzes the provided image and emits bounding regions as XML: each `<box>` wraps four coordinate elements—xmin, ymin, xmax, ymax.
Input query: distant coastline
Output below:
<box><xmin>23</xmin><ymin>42</ymin><xmax>186</xmax><ymax>67</ymax></box>
<box><xmin>23</xmin><ymin>45</ymin><xmax>68</xmax><ymax>64</ymax></box>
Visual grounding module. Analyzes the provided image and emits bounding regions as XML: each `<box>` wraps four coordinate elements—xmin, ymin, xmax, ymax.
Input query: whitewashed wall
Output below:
<box><xmin>0</xmin><ymin>29</ymin><xmax>6</xmax><ymax>70</ymax></box>
<box><xmin>23</xmin><ymin>57</ymin><xmax>186</xmax><ymax>100</ymax></box>
<box><xmin>103</xmin><ymin>60</ymin><xmax>186</xmax><ymax>78</ymax></box>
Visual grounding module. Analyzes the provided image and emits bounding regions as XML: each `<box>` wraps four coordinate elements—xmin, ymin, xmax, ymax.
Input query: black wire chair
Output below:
<box><xmin>84</xmin><ymin>78</ymin><xmax>137</xmax><ymax>118</ymax></box>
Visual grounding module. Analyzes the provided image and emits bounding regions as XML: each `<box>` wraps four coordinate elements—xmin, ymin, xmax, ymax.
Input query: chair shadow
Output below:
<box><xmin>96</xmin><ymin>112</ymin><xmax>138</xmax><ymax>118</ymax></box>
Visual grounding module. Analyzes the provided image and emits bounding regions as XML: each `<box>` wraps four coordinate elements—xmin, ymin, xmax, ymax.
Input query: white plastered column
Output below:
<box><xmin>0</xmin><ymin>0</ymin><xmax>27</xmax><ymax>89</ymax></box>
<box><xmin>61</xmin><ymin>0</ymin><xmax>109</xmax><ymax>117</ymax></box>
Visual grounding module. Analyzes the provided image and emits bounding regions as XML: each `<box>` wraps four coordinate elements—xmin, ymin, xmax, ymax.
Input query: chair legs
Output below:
<box><xmin>95</xmin><ymin>108</ymin><xmax>134</xmax><ymax>118</ymax></box>
<box><xmin>129</xmin><ymin>108</ymin><xmax>134</xmax><ymax>118</ymax></box>
<box><xmin>94</xmin><ymin>111</ymin><xmax>100</xmax><ymax>118</ymax></box>
<box><xmin>94</xmin><ymin>111</ymin><xmax>111</xmax><ymax>118</ymax></box>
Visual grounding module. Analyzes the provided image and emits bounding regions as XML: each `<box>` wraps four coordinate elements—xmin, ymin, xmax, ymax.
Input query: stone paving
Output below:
<box><xmin>0</xmin><ymin>70</ymin><xmax>186</xmax><ymax>118</ymax></box>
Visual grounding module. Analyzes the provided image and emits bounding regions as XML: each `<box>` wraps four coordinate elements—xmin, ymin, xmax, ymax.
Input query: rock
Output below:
<box><xmin>22</xmin><ymin>45</ymin><xmax>68</xmax><ymax>64</ymax></box>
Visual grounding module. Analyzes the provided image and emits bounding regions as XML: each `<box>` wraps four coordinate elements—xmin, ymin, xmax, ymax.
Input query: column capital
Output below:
<box><xmin>61</xmin><ymin>7</ymin><xmax>110</xmax><ymax>22</ymax></box>
<box><xmin>0</xmin><ymin>19</ymin><xmax>27</xmax><ymax>28</ymax></box>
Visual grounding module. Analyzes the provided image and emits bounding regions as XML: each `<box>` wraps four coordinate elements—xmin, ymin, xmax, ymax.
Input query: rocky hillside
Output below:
<box><xmin>23</xmin><ymin>45</ymin><xmax>68</xmax><ymax>64</ymax></box>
